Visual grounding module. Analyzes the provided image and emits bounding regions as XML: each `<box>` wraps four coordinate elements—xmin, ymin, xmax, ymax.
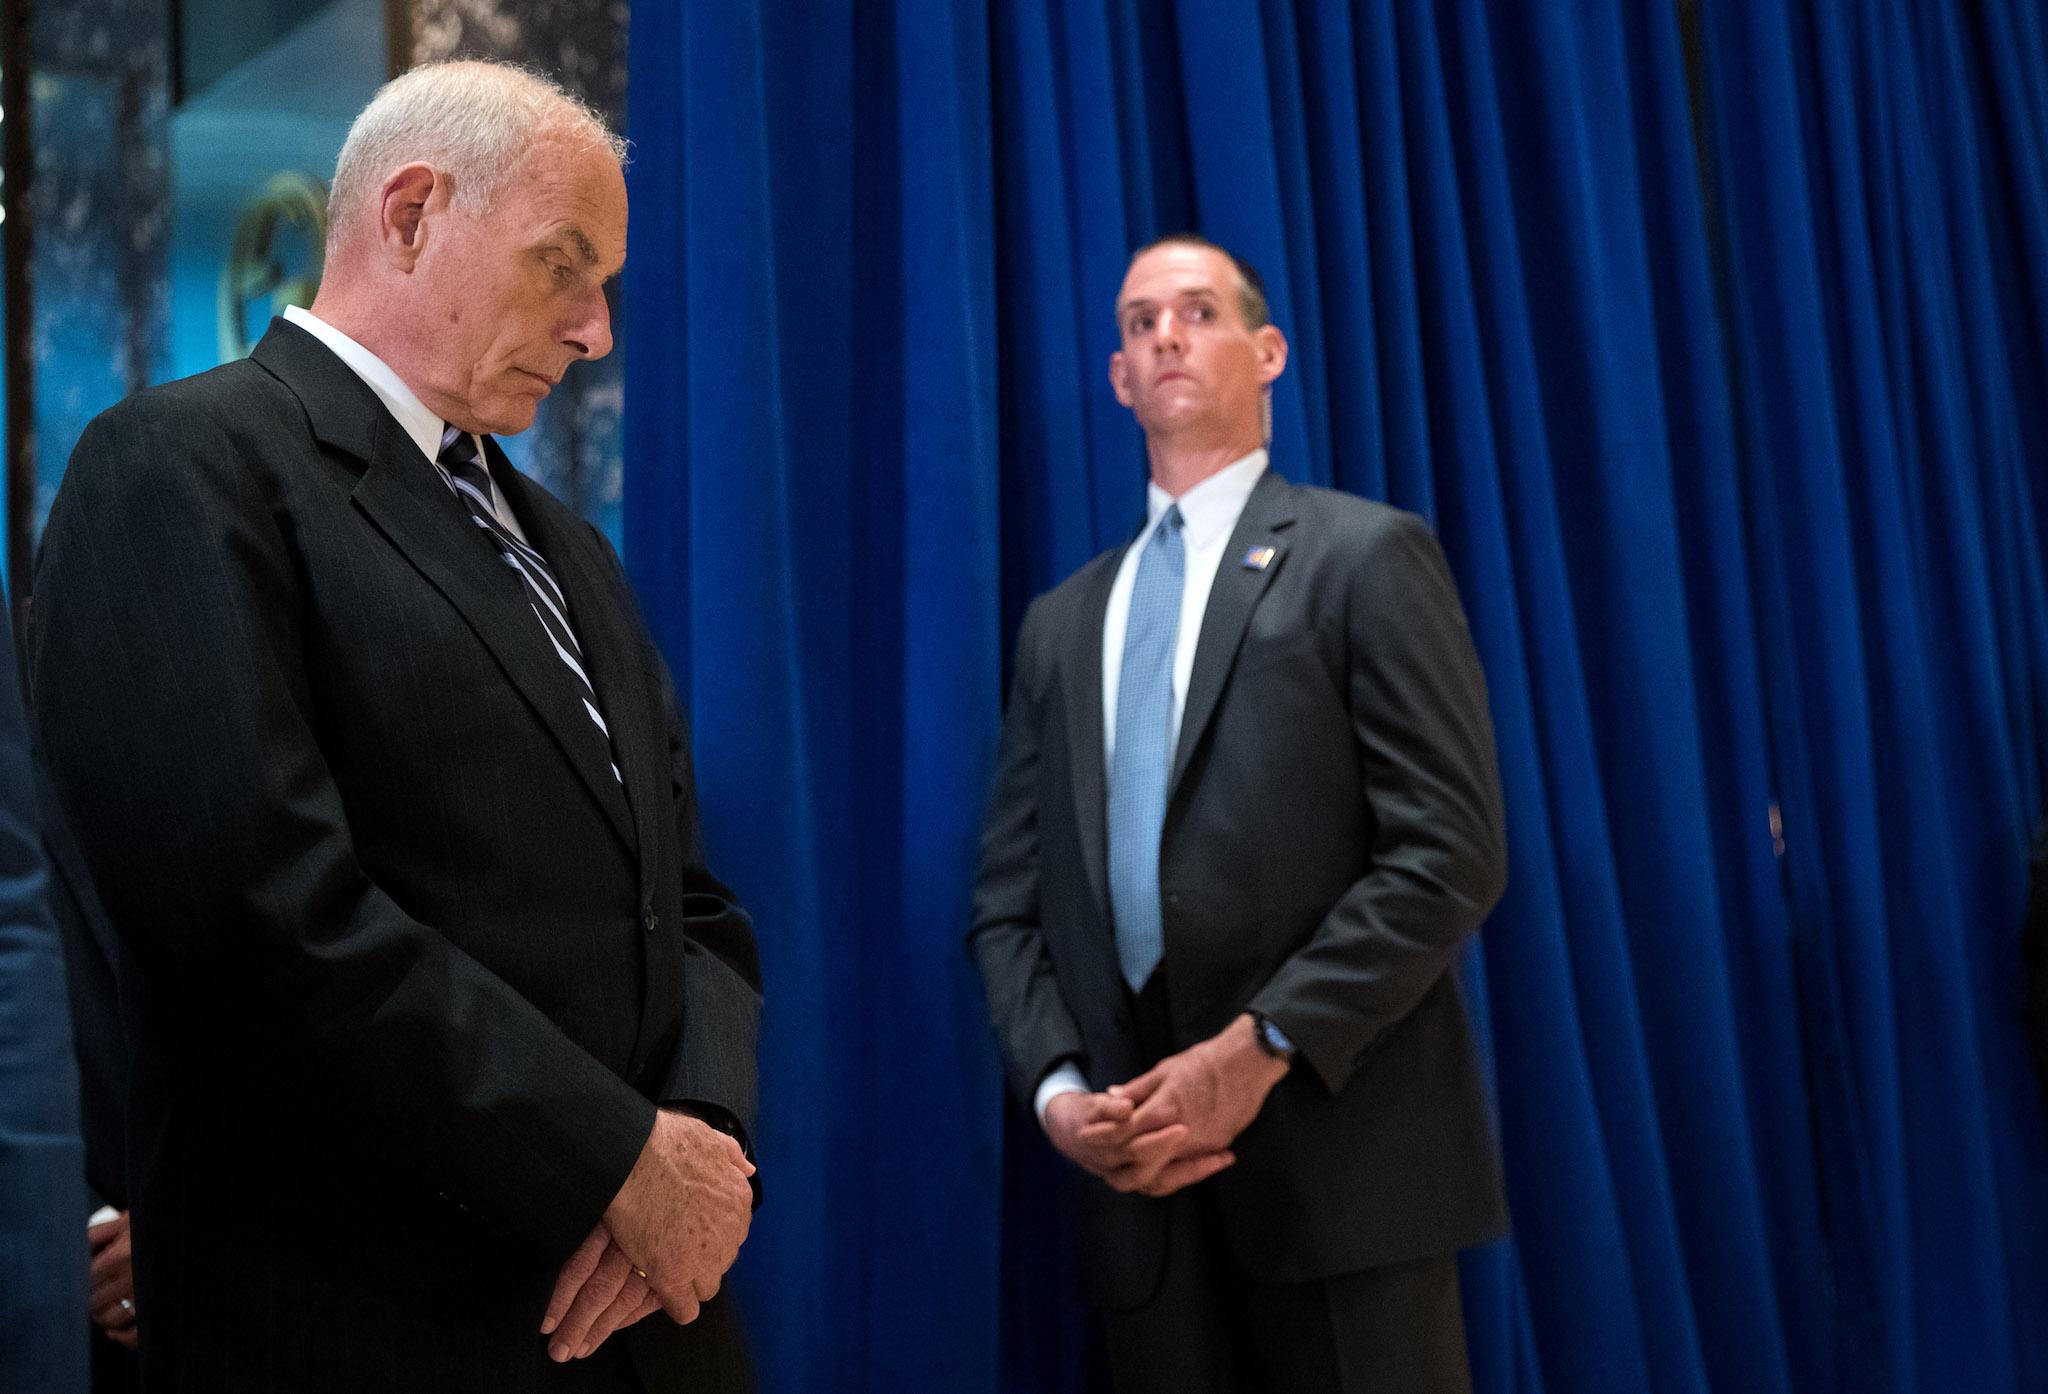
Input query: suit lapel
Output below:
<box><xmin>1168</xmin><ymin>470</ymin><xmax>1297</xmax><ymax>799</ymax></box>
<box><xmin>1063</xmin><ymin>550</ymin><xmax>1124</xmax><ymax>928</ymax></box>
<box><xmin>251</xmin><ymin>322</ymin><xmax>639</xmax><ymax>857</ymax></box>
<box><xmin>494</xmin><ymin>457</ymin><xmax>660</xmax><ymax>886</ymax></box>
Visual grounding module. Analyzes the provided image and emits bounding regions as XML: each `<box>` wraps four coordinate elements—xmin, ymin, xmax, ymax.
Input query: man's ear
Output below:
<box><xmin>1109</xmin><ymin>349</ymin><xmax>1133</xmax><ymax>407</ymax></box>
<box><xmin>1254</xmin><ymin>324</ymin><xmax>1289</xmax><ymax>386</ymax></box>
<box><xmin>377</xmin><ymin>163</ymin><xmax>444</xmax><ymax>272</ymax></box>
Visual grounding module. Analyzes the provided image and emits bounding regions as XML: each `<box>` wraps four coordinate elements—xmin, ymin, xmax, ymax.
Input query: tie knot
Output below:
<box><xmin>438</xmin><ymin>424</ymin><xmax>486</xmax><ymax>484</ymax></box>
<box><xmin>1156</xmin><ymin>504</ymin><xmax>1184</xmax><ymax>541</ymax></box>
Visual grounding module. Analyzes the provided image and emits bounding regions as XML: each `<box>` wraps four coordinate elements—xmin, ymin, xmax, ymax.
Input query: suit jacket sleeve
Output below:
<box><xmin>969</xmin><ymin>597</ymin><xmax>1089</xmax><ymax>1105</ymax></box>
<box><xmin>35</xmin><ymin>760</ymin><xmax>130</xmax><ymax>1210</ymax></box>
<box><xmin>1248</xmin><ymin>510</ymin><xmax>1507</xmax><ymax>1094</ymax></box>
<box><xmin>581</xmin><ymin>526</ymin><xmax>761</xmax><ymax>1150</ymax></box>
<box><xmin>650</xmin><ymin>634</ymin><xmax>763</xmax><ymax>1148</ymax></box>
<box><xmin>31</xmin><ymin>395</ymin><xmax>656</xmax><ymax>1262</ymax></box>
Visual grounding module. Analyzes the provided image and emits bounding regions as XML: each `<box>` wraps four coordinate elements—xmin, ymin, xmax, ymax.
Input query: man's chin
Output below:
<box><xmin>1137</xmin><ymin>401</ymin><xmax>1214</xmax><ymax>436</ymax></box>
<box><xmin>478</xmin><ymin>402</ymin><xmax>541</xmax><ymax>437</ymax></box>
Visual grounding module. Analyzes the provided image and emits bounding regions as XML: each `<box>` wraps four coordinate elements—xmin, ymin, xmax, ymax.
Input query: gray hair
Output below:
<box><xmin>327</xmin><ymin>60</ymin><xmax>626</xmax><ymax>242</ymax></box>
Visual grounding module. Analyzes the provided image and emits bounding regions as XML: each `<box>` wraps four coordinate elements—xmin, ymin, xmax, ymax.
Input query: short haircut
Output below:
<box><xmin>326</xmin><ymin>60</ymin><xmax>626</xmax><ymax>243</ymax></box>
<box><xmin>1125</xmin><ymin>233</ymin><xmax>1272</xmax><ymax>330</ymax></box>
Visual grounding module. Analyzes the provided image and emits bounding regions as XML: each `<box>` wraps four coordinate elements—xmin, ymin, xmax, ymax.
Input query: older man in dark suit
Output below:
<box><xmin>971</xmin><ymin>235</ymin><xmax>1509</xmax><ymax>1393</ymax></box>
<box><xmin>31</xmin><ymin>61</ymin><xmax>758</xmax><ymax>1394</ymax></box>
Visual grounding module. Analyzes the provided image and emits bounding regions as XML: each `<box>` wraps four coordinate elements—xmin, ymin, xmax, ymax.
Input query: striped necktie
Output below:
<box><xmin>437</xmin><ymin>425</ymin><xmax>620</xmax><ymax>783</ymax></box>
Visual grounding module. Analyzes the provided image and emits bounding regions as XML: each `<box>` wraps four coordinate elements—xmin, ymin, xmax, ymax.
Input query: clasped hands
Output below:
<box><xmin>88</xmin><ymin>1209</ymin><xmax>138</xmax><ymax>1350</ymax></box>
<box><xmin>540</xmin><ymin>1107</ymin><xmax>755</xmax><ymax>1363</ymax></box>
<box><xmin>1044</xmin><ymin>1012</ymin><xmax>1290</xmax><ymax>1199</ymax></box>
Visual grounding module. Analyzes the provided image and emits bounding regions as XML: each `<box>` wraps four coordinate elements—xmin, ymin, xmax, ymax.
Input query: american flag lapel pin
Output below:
<box><xmin>1241</xmin><ymin>544</ymin><xmax>1277</xmax><ymax>572</ymax></box>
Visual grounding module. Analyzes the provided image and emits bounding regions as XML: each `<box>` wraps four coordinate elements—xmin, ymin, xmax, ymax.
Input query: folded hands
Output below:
<box><xmin>1044</xmin><ymin>1012</ymin><xmax>1290</xmax><ymax>1199</ymax></box>
<box><xmin>542</xmin><ymin>1108</ymin><xmax>755</xmax><ymax>1363</ymax></box>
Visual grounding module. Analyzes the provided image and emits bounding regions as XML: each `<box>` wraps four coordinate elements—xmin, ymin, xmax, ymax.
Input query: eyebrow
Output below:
<box><xmin>560</xmin><ymin>226</ymin><xmax>601</xmax><ymax>266</ymax></box>
<box><xmin>1117</xmin><ymin>288</ymin><xmax>1218</xmax><ymax>316</ymax></box>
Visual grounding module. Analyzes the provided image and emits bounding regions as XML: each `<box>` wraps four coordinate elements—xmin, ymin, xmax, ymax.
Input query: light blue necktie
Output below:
<box><xmin>1108</xmin><ymin>505</ymin><xmax>1185</xmax><ymax>990</ymax></box>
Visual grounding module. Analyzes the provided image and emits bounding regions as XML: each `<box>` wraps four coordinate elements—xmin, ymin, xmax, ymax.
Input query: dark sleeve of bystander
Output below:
<box><xmin>0</xmin><ymin>611</ymin><xmax>88</xmax><ymax>1394</ymax></box>
<box><xmin>2025</xmin><ymin>817</ymin><xmax>2048</xmax><ymax>1124</ymax></box>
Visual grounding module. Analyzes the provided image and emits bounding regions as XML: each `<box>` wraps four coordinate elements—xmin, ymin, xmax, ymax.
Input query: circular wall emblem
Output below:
<box><xmin>218</xmin><ymin>170</ymin><xmax>329</xmax><ymax>362</ymax></box>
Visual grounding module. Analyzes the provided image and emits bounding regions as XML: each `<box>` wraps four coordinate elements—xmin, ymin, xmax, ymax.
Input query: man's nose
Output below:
<box><xmin>562</xmin><ymin>286</ymin><xmax>615</xmax><ymax>360</ymax></box>
<box><xmin>1151</xmin><ymin>309</ymin><xmax>1185</xmax><ymax>353</ymax></box>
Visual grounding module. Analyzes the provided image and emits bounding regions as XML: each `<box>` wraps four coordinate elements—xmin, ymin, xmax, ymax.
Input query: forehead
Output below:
<box><xmin>498</xmin><ymin>138</ymin><xmax>628</xmax><ymax>267</ymax></box>
<box><xmin>1118</xmin><ymin>243</ymin><xmax>1237</xmax><ymax>307</ymax></box>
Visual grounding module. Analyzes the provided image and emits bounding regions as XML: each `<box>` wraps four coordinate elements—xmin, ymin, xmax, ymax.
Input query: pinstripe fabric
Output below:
<box><xmin>29</xmin><ymin>322</ymin><xmax>762</xmax><ymax>1393</ymax></box>
<box><xmin>438</xmin><ymin>425</ymin><xmax>622</xmax><ymax>783</ymax></box>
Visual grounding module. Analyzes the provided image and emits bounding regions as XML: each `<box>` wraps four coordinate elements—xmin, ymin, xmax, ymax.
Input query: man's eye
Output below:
<box><xmin>550</xmin><ymin>262</ymin><xmax>575</xmax><ymax>284</ymax></box>
<box><xmin>1191</xmin><ymin>303</ymin><xmax>1214</xmax><ymax>321</ymax></box>
<box><xmin>1130</xmin><ymin>315</ymin><xmax>1154</xmax><ymax>334</ymax></box>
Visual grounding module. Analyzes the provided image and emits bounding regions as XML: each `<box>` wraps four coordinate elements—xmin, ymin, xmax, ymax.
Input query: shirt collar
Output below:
<box><xmin>283</xmin><ymin>305</ymin><xmax>448</xmax><ymax>466</ymax></box>
<box><xmin>1145</xmin><ymin>449</ymin><xmax>1268</xmax><ymax>549</ymax></box>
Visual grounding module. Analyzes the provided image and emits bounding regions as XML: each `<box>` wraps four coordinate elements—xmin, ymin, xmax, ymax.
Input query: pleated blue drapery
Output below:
<box><xmin>621</xmin><ymin>3</ymin><xmax>2048</xmax><ymax>1391</ymax></box>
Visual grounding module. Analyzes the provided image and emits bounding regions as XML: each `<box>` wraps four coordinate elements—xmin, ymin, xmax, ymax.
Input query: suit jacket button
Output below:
<box><xmin>642</xmin><ymin>909</ymin><xmax>658</xmax><ymax>934</ymax></box>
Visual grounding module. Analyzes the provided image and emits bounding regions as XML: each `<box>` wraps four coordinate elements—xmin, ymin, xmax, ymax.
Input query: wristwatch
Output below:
<box><xmin>1249</xmin><ymin>1011</ymin><xmax>1297</xmax><ymax>1063</ymax></box>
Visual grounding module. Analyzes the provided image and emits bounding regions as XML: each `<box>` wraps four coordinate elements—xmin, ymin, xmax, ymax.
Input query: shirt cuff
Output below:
<box><xmin>1033</xmin><ymin>1062</ymin><xmax>1091</xmax><ymax>1130</ymax></box>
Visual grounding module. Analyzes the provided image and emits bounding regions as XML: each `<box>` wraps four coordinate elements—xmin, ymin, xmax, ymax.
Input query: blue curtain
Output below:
<box><xmin>621</xmin><ymin>3</ymin><xmax>2048</xmax><ymax>1392</ymax></box>
<box><xmin>1700</xmin><ymin>2</ymin><xmax>2048</xmax><ymax>1388</ymax></box>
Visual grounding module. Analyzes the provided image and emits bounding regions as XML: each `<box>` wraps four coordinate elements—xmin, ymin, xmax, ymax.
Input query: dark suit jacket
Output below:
<box><xmin>35</xmin><ymin>757</ymin><xmax>131</xmax><ymax>1214</ymax></box>
<box><xmin>971</xmin><ymin>470</ymin><xmax>1509</xmax><ymax>1310</ymax></box>
<box><xmin>30</xmin><ymin>320</ymin><xmax>761</xmax><ymax>1393</ymax></box>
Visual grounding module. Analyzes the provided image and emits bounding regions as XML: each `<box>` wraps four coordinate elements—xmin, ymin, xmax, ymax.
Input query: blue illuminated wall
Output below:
<box><xmin>22</xmin><ymin>0</ymin><xmax>170</xmax><ymax>544</ymax></box>
<box><xmin>165</xmin><ymin>0</ymin><xmax>383</xmax><ymax>388</ymax></box>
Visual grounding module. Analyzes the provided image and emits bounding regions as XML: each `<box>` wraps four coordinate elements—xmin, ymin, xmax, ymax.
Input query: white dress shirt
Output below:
<box><xmin>1035</xmin><ymin>450</ymin><xmax>1268</xmax><ymax>1126</ymax></box>
<box><xmin>281</xmin><ymin>305</ymin><xmax>530</xmax><ymax>545</ymax></box>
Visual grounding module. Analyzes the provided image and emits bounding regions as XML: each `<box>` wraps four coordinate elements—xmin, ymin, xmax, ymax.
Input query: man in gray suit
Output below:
<box><xmin>970</xmin><ymin>235</ymin><xmax>1509</xmax><ymax>1393</ymax></box>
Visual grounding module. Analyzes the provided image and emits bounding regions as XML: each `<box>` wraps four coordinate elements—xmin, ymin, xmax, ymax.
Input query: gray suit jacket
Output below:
<box><xmin>971</xmin><ymin>469</ymin><xmax>1509</xmax><ymax>1309</ymax></box>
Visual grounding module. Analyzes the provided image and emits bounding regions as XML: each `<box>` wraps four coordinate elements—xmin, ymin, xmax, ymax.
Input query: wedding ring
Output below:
<box><xmin>119</xmin><ymin>1299</ymin><xmax>133</xmax><ymax>1313</ymax></box>
<box><xmin>631</xmin><ymin>1266</ymin><xmax>650</xmax><ymax>1281</ymax></box>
